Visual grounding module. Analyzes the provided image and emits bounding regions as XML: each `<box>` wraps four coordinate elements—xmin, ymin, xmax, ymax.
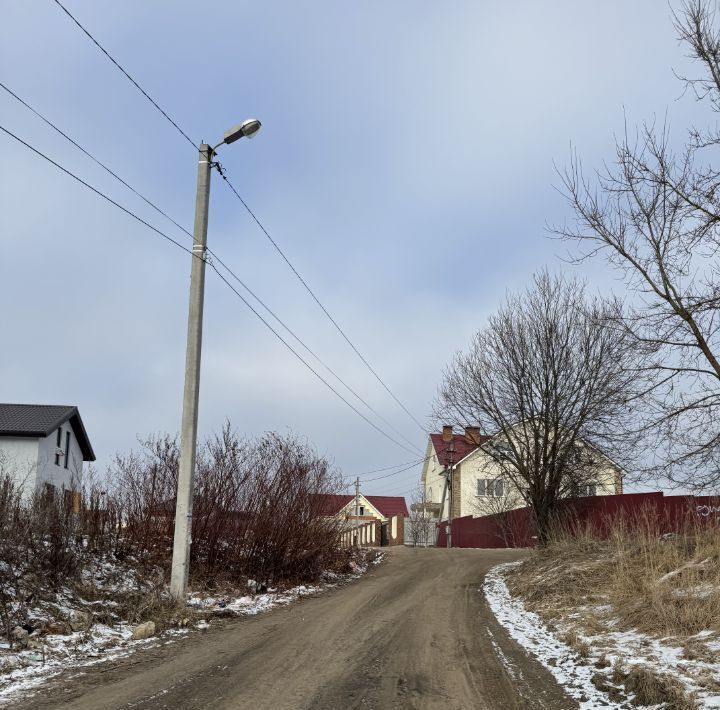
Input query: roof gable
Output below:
<box><xmin>429</xmin><ymin>433</ymin><xmax>491</xmax><ymax>467</ymax></box>
<box><xmin>0</xmin><ymin>404</ymin><xmax>96</xmax><ymax>461</ymax></box>
<box><xmin>313</xmin><ymin>493</ymin><xmax>409</xmax><ymax>518</ymax></box>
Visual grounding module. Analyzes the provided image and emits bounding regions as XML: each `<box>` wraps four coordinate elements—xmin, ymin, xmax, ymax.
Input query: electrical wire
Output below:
<box><xmin>50</xmin><ymin>0</ymin><xmax>427</xmax><ymax>438</ymax></box>
<box><xmin>52</xmin><ymin>0</ymin><xmax>196</xmax><ymax>150</ymax></box>
<box><xmin>0</xmin><ymin>79</ymin><xmax>198</xmax><ymax>245</ymax></box>
<box><xmin>0</xmin><ymin>124</ymin><xmax>190</xmax><ymax>254</ymax></box>
<box><xmin>361</xmin><ymin>457</ymin><xmax>430</xmax><ymax>483</ymax></box>
<box><xmin>350</xmin><ymin>458</ymin><xmax>426</xmax><ymax>478</ymax></box>
<box><xmin>218</xmin><ymin>170</ymin><xmax>430</xmax><ymax>436</ymax></box>
<box><xmin>0</xmin><ymin>80</ymin><xmax>422</xmax><ymax>455</ymax></box>
<box><xmin>0</xmin><ymin>122</ymin><xmax>420</xmax><ymax>457</ymax></box>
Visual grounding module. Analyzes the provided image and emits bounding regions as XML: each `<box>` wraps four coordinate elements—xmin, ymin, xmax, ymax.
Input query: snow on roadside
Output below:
<box><xmin>484</xmin><ymin>561</ymin><xmax>720</xmax><ymax>709</ymax></box>
<box><xmin>484</xmin><ymin>561</ymin><xmax>619</xmax><ymax>709</ymax></box>
<box><xmin>187</xmin><ymin>583</ymin><xmax>321</xmax><ymax>616</ymax></box>
<box><xmin>0</xmin><ymin>551</ymin><xmax>384</xmax><ymax>706</ymax></box>
<box><xmin>0</xmin><ymin>625</ymin><xmax>190</xmax><ymax>705</ymax></box>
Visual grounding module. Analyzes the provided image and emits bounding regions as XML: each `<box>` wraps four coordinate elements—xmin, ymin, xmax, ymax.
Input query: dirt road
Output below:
<box><xmin>17</xmin><ymin>548</ymin><xmax>575</xmax><ymax>710</ymax></box>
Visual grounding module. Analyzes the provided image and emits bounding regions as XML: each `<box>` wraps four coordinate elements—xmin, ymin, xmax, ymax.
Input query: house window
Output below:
<box><xmin>359</xmin><ymin>506</ymin><xmax>365</xmax><ymax>516</ymax></box>
<box><xmin>571</xmin><ymin>482</ymin><xmax>598</xmax><ymax>497</ymax></box>
<box><xmin>428</xmin><ymin>487</ymin><xmax>433</xmax><ymax>503</ymax></box>
<box><xmin>55</xmin><ymin>428</ymin><xmax>62</xmax><ymax>466</ymax></box>
<box><xmin>582</xmin><ymin>483</ymin><xmax>597</xmax><ymax>497</ymax></box>
<box><xmin>64</xmin><ymin>431</ymin><xmax>71</xmax><ymax>469</ymax></box>
<box><xmin>477</xmin><ymin>478</ymin><xmax>504</xmax><ymax>497</ymax></box>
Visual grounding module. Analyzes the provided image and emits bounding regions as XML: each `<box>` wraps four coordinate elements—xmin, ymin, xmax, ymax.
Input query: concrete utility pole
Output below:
<box><xmin>170</xmin><ymin>119</ymin><xmax>262</xmax><ymax>603</ymax></box>
<box><xmin>354</xmin><ymin>476</ymin><xmax>360</xmax><ymax>547</ymax></box>
<box><xmin>170</xmin><ymin>143</ymin><xmax>212</xmax><ymax>601</ymax></box>
<box><xmin>446</xmin><ymin>440</ymin><xmax>455</xmax><ymax>549</ymax></box>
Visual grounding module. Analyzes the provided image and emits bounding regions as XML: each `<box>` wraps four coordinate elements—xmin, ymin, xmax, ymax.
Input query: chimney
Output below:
<box><xmin>441</xmin><ymin>425</ymin><xmax>453</xmax><ymax>443</ymax></box>
<box><xmin>464</xmin><ymin>426</ymin><xmax>482</xmax><ymax>445</ymax></box>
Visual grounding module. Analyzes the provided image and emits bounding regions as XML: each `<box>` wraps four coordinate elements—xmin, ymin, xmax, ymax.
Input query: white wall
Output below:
<box><xmin>421</xmin><ymin>439</ymin><xmax>449</xmax><ymax>519</ymax></box>
<box><xmin>37</xmin><ymin>424</ymin><xmax>85</xmax><ymax>491</ymax></box>
<box><xmin>0</xmin><ymin>437</ymin><xmax>40</xmax><ymax>494</ymax></box>
<box><xmin>0</xmin><ymin>423</ymin><xmax>85</xmax><ymax>499</ymax></box>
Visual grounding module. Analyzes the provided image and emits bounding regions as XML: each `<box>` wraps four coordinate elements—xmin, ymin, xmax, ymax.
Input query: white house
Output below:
<box><xmin>0</xmin><ymin>404</ymin><xmax>95</xmax><ymax>497</ymax></box>
<box><xmin>420</xmin><ymin>425</ymin><xmax>623</xmax><ymax>522</ymax></box>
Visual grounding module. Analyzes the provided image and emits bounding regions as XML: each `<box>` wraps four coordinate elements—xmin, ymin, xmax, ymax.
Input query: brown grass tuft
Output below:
<box><xmin>623</xmin><ymin>664</ymin><xmax>698</xmax><ymax>709</ymax></box>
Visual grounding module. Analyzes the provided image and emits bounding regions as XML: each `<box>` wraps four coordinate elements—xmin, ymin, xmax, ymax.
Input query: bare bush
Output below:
<box><xmin>106</xmin><ymin>425</ymin><xmax>346</xmax><ymax>585</ymax></box>
<box><xmin>0</xmin><ymin>424</ymin><xmax>347</xmax><ymax>645</ymax></box>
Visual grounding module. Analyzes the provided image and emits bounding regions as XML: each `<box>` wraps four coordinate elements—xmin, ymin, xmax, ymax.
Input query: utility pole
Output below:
<box><xmin>170</xmin><ymin>143</ymin><xmax>213</xmax><ymax>602</ymax></box>
<box><xmin>354</xmin><ymin>476</ymin><xmax>360</xmax><ymax>547</ymax></box>
<box><xmin>446</xmin><ymin>440</ymin><xmax>455</xmax><ymax>549</ymax></box>
<box><xmin>168</xmin><ymin>116</ymin><xmax>262</xmax><ymax>604</ymax></box>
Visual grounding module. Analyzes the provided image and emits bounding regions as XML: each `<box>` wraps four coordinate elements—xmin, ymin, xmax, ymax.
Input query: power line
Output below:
<box><xmin>51</xmin><ymin>0</ymin><xmax>426</xmax><ymax>438</ymax></box>
<box><xmin>51</xmin><ymin>0</ymin><xmax>196</xmax><ymax>150</ymax></box>
<box><xmin>0</xmin><ymin>122</ymin><xmax>419</xmax><ymax>457</ymax></box>
<box><xmin>351</xmin><ymin>458</ymin><xmax>426</xmax><ymax>478</ymax></box>
<box><xmin>208</xmin><ymin>266</ymin><xmax>420</xmax><ymax>457</ymax></box>
<box><xmin>0</xmin><ymin>124</ymin><xmax>190</xmax><ymax>254</ymax></box>
<box><xmin>361</xmin><ymin>456</ymin><xmax>430</xmax><ymax>483</ymax></box>
<box><xmin>0</xmin><ymin>80</ymin><xmax>421</xmax><ymax>455</ymax></box>
<box><xmin>0</xmin><ymin>80</ymin><xmax>198</xmax><ymax>245</ymax></box>
<box><xmin>51</xmin><ymin>0</ymin><xmax>427</xmax><ymax>438</ymax></box>
<box><xmin>218</xmin><ymin>170</ymin><xmax>429</xmax><ymax>436</ymax></box>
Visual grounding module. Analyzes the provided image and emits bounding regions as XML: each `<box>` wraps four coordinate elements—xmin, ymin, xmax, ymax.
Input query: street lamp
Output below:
<box><xmin>170</xmin><ymin>119</ymin><xmax>262</xmax><ymax>602</ymax></box>
<box><xmin>220</xmin><ymin>118</ymin><xmax>262</xmax><ymax>146</ymax></box>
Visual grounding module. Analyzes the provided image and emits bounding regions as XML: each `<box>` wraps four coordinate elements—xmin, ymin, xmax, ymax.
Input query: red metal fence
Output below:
<box><xmin>435</xmin><ymin>492</ymin><xmax>720</xmax><ymax>548</ymax></box>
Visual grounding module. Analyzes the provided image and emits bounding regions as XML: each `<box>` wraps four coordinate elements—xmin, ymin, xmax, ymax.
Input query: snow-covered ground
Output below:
<box><xmin>0</xmin><ymin>551</ymin><xmax>383</xmax><ymax>706</ymax></box>
<box><xmin>485</xmin><ymin>561</ymin><xmax>720</xmax><ymax>709</ymax></box>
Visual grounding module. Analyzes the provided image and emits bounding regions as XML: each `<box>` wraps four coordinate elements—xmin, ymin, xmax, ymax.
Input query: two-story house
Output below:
<box><xmin>420</xmin><ymin>425</ymin><xmax>622</xmax><ymax>521</ymax></box>
<box><xmin>0</xmin><ymin>404</ymin><xmax>95</xmax><ymax>498</ymax></box>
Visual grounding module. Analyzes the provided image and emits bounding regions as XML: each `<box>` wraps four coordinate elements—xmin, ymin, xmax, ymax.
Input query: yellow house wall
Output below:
<box><xmin>422</xmin><ymin>434</ymin><xmax>621</xmax><ymax>520</ymax></box>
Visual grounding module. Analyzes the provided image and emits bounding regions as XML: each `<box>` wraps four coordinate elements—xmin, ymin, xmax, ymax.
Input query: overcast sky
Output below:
<box><xmin>0</xmin><ymin>1</ymin><xmax>705</xmax><ymax>498</ymax></box>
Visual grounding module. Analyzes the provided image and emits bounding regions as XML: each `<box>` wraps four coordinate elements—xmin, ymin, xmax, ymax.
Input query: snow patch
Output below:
<box><xmin>485</xmin><ymin>561</ymin><xmax>720</xmax><ymax>709</ymax></box>
<box><xmin>484</xmin><ymin>561</ymin><xmax>622</xmax><ymax>709</ymax></box>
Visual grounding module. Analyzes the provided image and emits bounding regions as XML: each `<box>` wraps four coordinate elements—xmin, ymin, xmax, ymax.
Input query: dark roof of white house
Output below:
<box><xmin>0</xmin><ymin>404</ymin><xmax>96</xmax><ymax>461</ymax></box>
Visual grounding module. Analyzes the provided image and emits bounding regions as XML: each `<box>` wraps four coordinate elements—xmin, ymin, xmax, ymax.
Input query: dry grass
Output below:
<box><xmin>506</xmin><ymin>509</ymin><xmax>720</xmax><ymax>638</ymax></box>
<box><xmin>504</xmin><ymin>509</ymin><xmax>720</xmax><ymax>707</ymax></box>
<box><xmin>622</xmin><ymin>665</ymin><xmax>698</xmax><ymax>709</ymax></box>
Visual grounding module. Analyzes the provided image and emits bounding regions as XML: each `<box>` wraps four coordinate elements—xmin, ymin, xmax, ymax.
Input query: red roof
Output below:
<box><xmin>366</xmin><ymin>496</ymin><xmax>409</xmax><ymax>518</ymax></box>
<box><xmin>313</xmin><ymin>494</ymin><xmax>409</xmax><ymax>518</ymax></box>
<box><xmin>429</xmin><ymin>433</ymin><xmax>490</xmax><ymax>467</ymax></box>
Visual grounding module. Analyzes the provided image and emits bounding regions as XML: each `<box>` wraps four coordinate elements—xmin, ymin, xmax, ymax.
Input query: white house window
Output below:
<box><xmin>55</xmin><ymin>428</ymin><xmax>62</xmax><ymax>466</ymax></box>
<box><xmin>493</xmin><ymin>441</ymin><xmax>512</xmax><ymax>459</ymax></box>
<box><xmin>64</xmin><ymin>431</ymin><xmax>71</xmax><ymax>470</ymax></box>
<box><xmin>359</xmin><ymin>506</ymin><xmax>365</xmax><ymax>516</ymax></box>
<box><xmin>477</xmin><ymin>478</ymin><xmax>504</xmax><ymax>497</ymax></box>
<box><xmin>580</xmin><ymin>483</ymin><xmax>597</xmax><ymax>497</ymax></box>
<box><xmin>427</xmin><ymin>487</ymin><xmax>433</xmax><ymax>503</ymax></box>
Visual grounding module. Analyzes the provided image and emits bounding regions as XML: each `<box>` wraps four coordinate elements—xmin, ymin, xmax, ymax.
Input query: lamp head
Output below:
<box><xmin>223</xmin><ymin>118</ymin><xmax>262</xmax><ymax>145</ymax></box>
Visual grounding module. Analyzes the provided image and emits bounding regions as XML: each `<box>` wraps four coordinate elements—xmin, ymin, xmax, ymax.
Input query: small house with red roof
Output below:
<box><xmin>314</xmin><ymin>493</ymin><xmax>408</xmax><ymax>547</ymax></box>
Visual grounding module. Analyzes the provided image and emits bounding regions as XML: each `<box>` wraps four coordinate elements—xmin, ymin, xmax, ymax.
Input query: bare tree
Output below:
<box><xmin>555</xmin><ymin>1</ymin><xmax>720</xmax><ymax>489</ymax></box>
<box><xmin>407</xmin><ymin>486</ymin><xmax>435</xmax><ymax>547</ymax></box>
<box><xmin>435</xmin><ymin>272</ymin><xmax>646</xmax><ymax>543</ymax></box>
